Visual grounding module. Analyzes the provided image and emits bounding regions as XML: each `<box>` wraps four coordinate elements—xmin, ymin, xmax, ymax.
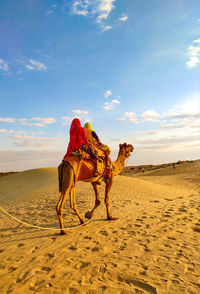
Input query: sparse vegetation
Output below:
<box><xmin>0</xmin><ymin>172</ymin><xmax>18</xmax><ymax>177</ymax></box>
<box><xmin>121</xmin><ymin>160</ymin><xmax>192</xmax><ymax>175</ymax></box>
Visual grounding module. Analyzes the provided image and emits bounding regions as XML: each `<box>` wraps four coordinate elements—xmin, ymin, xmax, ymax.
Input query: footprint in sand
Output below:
<box><xmin>45</xmin><ymin>253</ymin><xmax>54</xmax><ymax>258</ymax></box>
<box><xmin>117</xmin><ymin>274</ymin><xmax>158</xmax><ymax>294</ymax></box>
<box><xmin>92</xmin><ymin>246</ymin><xmax>100</xmax><ymax>252</ymax></box>
<box><xmin>83</xmin><ymin>235</ymin><xmax>92</xmax><ymax>240</ymax></box>
<box><xmin>68</xmin><ymin>245</ymin><xmax>77</xmax><ymax>251</ymax></box>
<box><xmin>192</xmin><ymin>226</ymin><xmax>200</xmax><ymax>233</ymax></box>
<box><xmin>17</xmin><ymin>243</ymin><xmax>24</xmax><ymax>247</ymax></box>
<box><xmin>41</xmin><ymin>266</ymin><xmax>52</xmax><ymax>273</ymax></box>
<box><xmin>79</xmin><ymin>261</ymin><xmax>91</xmax><ymax>270</ymax></box>
<box><xmin>167</xmin><ymin>236</ymin><xmax>176</xmax><ymax>240</ymax></box>
<box><xmin>31</xmin><ymin>246</ymin><xmax>39</xmax><ymax>253</ymax></box>
<box><xmin>8</xmin><ymin>266</ymin><xmax>17</xmax><ymax>272</ymax></box>
<box><xmin>178</xmin><ymin>207</ymin><xmax>187</xmax><ymax>212</ymax></box>
<box><xmin>99</xmin><ymin>230</ymin><xmax>108</xmax><ymax>236</ymax></box>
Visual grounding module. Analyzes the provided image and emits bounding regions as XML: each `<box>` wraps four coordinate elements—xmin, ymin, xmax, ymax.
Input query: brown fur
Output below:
<box><xmin>56</xmin><ymin>143</ymin><xmax>134</xmax><ymax>235</ymax></box>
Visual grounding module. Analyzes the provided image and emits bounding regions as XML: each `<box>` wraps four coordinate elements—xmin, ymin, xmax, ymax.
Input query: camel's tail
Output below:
<box><xmin>58</xmin><ymin>163</ymin><xmax>63</xmax><ymax>193</ymax></box>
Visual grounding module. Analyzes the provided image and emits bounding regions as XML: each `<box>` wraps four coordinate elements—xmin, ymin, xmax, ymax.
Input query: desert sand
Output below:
<box><xmin>0</xmin><ymin>161</ymin><xmax>200</xmax><ymax>294</ymax></box>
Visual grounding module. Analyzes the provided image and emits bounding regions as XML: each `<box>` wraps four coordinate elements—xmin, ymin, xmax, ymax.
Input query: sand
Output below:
<box><xmin>0</xmin><ymin>161</ymin><xmax>200</xmax><ymax>294</ymax></box>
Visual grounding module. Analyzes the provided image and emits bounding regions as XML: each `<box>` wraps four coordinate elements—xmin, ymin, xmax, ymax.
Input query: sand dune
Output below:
<box><xmin>0</xmin><ymin>161</ymin><xmax>200</xmax><ymax>293</ymax></box>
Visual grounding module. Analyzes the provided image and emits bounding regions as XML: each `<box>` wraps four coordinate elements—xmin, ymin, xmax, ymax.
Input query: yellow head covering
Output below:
<box><xmin>84</xmin><ymin>123</ymin><xmax>96</xmax><ymax>143</ymax></box>
<box><xmin>84</xmin><ymin>122</ymin><xmax>94</xmax><ymax>132</ymax></box>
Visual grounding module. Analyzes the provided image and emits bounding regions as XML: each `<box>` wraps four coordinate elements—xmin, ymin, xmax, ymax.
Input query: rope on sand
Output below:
<box><xmin>0</xmin><ymin>206</ymin><xmax>92</xmax><ymax>231</ymax></box>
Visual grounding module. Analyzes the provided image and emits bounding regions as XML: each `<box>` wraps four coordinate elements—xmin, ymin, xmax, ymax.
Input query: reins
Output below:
<box><xmin>0</xmin><ymin>205</ymin><xmax>92</xmax><ymax>231</ymax></box>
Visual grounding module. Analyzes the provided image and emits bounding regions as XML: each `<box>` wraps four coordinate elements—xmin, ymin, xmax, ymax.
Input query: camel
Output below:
<box><xmin>56</xmin><ymin>143</ymin><xmax>134</xmax><ymax>235</ymax></box>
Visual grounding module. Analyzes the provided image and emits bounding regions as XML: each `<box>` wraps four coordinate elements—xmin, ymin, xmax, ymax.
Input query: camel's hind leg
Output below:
<box><xmin>69</xmin><ymin>186</ymin><xmax>86</xmax><ymax>224</ymax></box>
<box><xmin>56</xmin><ymin>190</ymin><xmax>71</xmax><ymax>235</ymax></box>
<box><xmin>56</xmin><ymin>166</ymin><xmax>74</xmax><ymax>235</ymax></box>
<box><xmin>69</xmin><ymin>185</ymin><xmax>75</xmax><ymax>211</ymax></box>
<box><xmin>85</xmin><ymin>182</ymin><xmax>101</xmax><ymax>219</ymax></box>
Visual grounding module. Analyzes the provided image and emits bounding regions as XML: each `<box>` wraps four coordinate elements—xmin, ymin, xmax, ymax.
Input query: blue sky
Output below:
<box><xmin>0</xmin><ymin>0</ymin><xmax>199</xmax><ymax>171</ymax></box>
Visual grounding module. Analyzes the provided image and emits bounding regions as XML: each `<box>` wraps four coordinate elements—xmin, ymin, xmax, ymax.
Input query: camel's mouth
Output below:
<box><xmin>126</xmin><ymin>144</ymin><xmax>134</xmax><ymax>157</ymax></box>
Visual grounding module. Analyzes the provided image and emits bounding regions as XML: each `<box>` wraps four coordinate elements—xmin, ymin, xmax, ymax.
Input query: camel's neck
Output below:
<box><xmin>112</xmin><ymin>152</ymin><xmax>128</xmax><ymax>176</ymax></box>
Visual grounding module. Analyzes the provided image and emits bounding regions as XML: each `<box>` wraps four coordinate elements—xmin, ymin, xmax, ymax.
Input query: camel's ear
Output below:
<box><xmin>119</xmin><ymin>144</ymin><xmax>122</xmax><ymax>148</ymax></box>
<box><xmin>124</xmin><ymin>142</ymin><xmax>127</xmax><ymax>147</ymax></box>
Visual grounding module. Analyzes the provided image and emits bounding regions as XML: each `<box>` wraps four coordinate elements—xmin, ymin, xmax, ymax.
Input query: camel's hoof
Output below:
<box><xmin>85</xmin><ymin>211</ymin><xmax>93</xmax><ymax>219</ymax></box>
<box><xmin>60</xmin><ymin>230</ymin><xmax>69</xmax><ymax>235</ymax></box>
<box><xmin>107</xmin><ymin>216</ymin><xmax>118</xmax><ymax>221</ymax></box>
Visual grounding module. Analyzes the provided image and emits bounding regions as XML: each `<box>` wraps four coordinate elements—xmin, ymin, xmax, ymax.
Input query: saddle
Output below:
<box><xmin>60</xmin><ymin>145</ymin><xmax>112</xmax><ymax>183</ymax></box>
<box><xmin>71</xmin><ymin>145</ymin><xmax>105</xmax><ymax>161</ymax></box>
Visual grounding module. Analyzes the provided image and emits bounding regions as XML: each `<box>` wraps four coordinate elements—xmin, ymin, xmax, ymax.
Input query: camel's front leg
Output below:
<box><xmin>85</xmin><ymin>182</ymin><xmax>101</xmax><ymax>219</ymax></box>
<box><xmin>69</xmin><ymin>186</ymin><xmax>86</xmax><ymax>224</ymax></box>
<box><xmin>105</xmin><ymin>178</ymin><xmax>118</xmax><ymax>220</ymax></box>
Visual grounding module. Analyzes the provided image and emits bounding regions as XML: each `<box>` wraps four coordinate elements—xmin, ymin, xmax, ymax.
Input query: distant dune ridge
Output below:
<box><xmin>0</xmin><ymin>160</ymin><xmax>200</xmax><ymax>293</ymax></box>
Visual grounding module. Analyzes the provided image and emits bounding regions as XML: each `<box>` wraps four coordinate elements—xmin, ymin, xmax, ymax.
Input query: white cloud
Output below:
<box><xmin>0</xmin><ymin>58</ymin><xmax>9</xmax><ymax>72</ymax></box>
<box><xmin>19</xmin><ymin>117</ymin><xmax>56</xmax><ymax>127</ymax></box>
<box><xmin>62</xmin><ymin>116</ymin><xmax>74</xmax><ymax>126</ymax></box>
<box><xmin>31</xmin><ymin>117</ymin><xmax>56</xmax><ymax>124</ymax></box>
<box><xmin>0</xmin><ymin>129</ymin><xmax>7</xmax><ymax>133</ymax></box>
<box><xmin>62</xmin><ymin>110</ymin><xmax>91</xmax><ymax>124</ymax></box>
<box><xmin>101</xmin><ymin>25</ymin><xmax>112</xmax><ymax>32</ymax></box>
<box><xmin>96</xmin><ymin>0</ymin><xmax>115</xmax><ymax>22</ymax></box>
<box><xmin>0</xmin><ymin>117</ymin><xmax>16</xmax><ymax>123</ymax></box>
<box><xmin>0</xmin><ymin>129</ymin><xmax>14</xmax><ymax>134</ymax></box>
<box><xmin>71</xmin><ymin>0</ymin><xmax>115</xmax><ymax>31</ymax></box>
<box><xmin>0</xmin><ymin>116</ymin><xmax>56</xmax><ymax>127</ymax></box>
<box><xmin>119</xmin><ymin>15</ymin><xmax>128</xmax><ymax>22</ymax></box>
<box><xmin>16</xmin><ymin>130</ymin><xmax>26</xmax><ymax>134</ymax></box>
<box><xmin>141</xmin><ymin>110</ymin><xmax>161</xmax><ymax>121</ymax></box>
<box><xmin>104</xmin><ymin>90</ymin><xmax>112</xmax><ymax>97</ymax></box>
<box><xmin>186</xmin><ymin>38</ymin><xmax>200</xmax><ymax>68</ymax></box>
<box><xmin>123</xmin><ymin>97</ymin><xmax>200</xmax><ymax>154</ymax></box>
<box><xmin>119</xmin><ymin>112</ymin><xmax>138</xmax><ymax>123</ymax></box>
<box><xmin>46</xmin><ymin>3</ymin><xmax>57</xmax><ymax>15</ymax></box>
<box><xmin>32</xmin><ymin>131</ymin><xmax>44</xmax><ymax>135</ymax></box>
<box><xmin>11</xmin><ymin>135</ymin><xmax>61</xmax><ymax>148</ymax></box>
<box><xmin>72</xmin><ymin>110</ymin><xmax>91</xmax><ymax>122</ymax></box>
<box><xmin>72</xmin><ymin>0</ymin><xmax>89</xmax><ymax>16</ymax></box>
<box><xmin>163</xmin><ymin>97</ymin><xmax>200</xmax><ymax>120</ymax></box>
<box><xmin>21</xmin><ymin>122</ymin><xmax>44</xmax><ymax>127</ymax></box>
<box><xmin>72</xmin><ymin>110</ymin><xmax>89</xmax><ymax>116</ymax></box>
<box><xmin>26</xmin><ymin>59</ymin><xmax>47</xmax><ymax>71</ymax></box>
<box><xmin>104</xmin><ymin>99</ymin><xmax>120</xmax><ymax>110</ymax></box>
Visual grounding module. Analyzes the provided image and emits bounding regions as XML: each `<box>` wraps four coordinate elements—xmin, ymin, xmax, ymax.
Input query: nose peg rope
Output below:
<box><xmin>0</xmin><ymin>206</ymin><xmax>92</xmax><ymax>231</ymax></box>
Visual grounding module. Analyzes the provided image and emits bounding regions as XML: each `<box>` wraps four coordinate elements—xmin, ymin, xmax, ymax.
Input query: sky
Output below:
<box><xmin>0</xmin><ymin>0</ymin><xmax>200</xmax><ymax>171</ymax></box>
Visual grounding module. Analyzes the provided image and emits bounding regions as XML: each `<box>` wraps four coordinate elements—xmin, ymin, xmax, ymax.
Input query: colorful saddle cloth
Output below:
<box><xmin>72</xmin><ymin>142</ymin><xmax>106</xmax><ymax>160</ymax></box>
<box><xmin>61</xmin><ymin>142</ymin><xmax>112</xmax><ymax>182</ymax></box>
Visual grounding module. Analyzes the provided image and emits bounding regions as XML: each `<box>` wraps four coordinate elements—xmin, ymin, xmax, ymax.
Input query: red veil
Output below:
<box><xmin>64</xmin><ymin>118</ymin><xmax>88</xmax><ymax>158</ymax></box>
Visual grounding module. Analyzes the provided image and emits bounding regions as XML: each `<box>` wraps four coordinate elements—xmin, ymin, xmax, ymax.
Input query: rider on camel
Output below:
<box><xmin>63</xmin><ymin>118</ymin><xmax>100</xmax><ymax>177</ymax></box>
<box><xmin>84</xmin><ymin>122</ymin><xmax>112</xmax><ymax>177</ymax></box>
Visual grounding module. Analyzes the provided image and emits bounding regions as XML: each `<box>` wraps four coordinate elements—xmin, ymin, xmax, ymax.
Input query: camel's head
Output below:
<box><xmin>119</xmin><ymin>143</ymin><xmax>134</xmax><ymax>158</ymax></box>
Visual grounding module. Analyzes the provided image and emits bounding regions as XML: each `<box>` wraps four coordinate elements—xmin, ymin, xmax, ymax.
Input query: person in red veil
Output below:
<box><xmin>63</xmin><ymin>118</ymin><xmax>100</xmax><ymax>176</ymax></box>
